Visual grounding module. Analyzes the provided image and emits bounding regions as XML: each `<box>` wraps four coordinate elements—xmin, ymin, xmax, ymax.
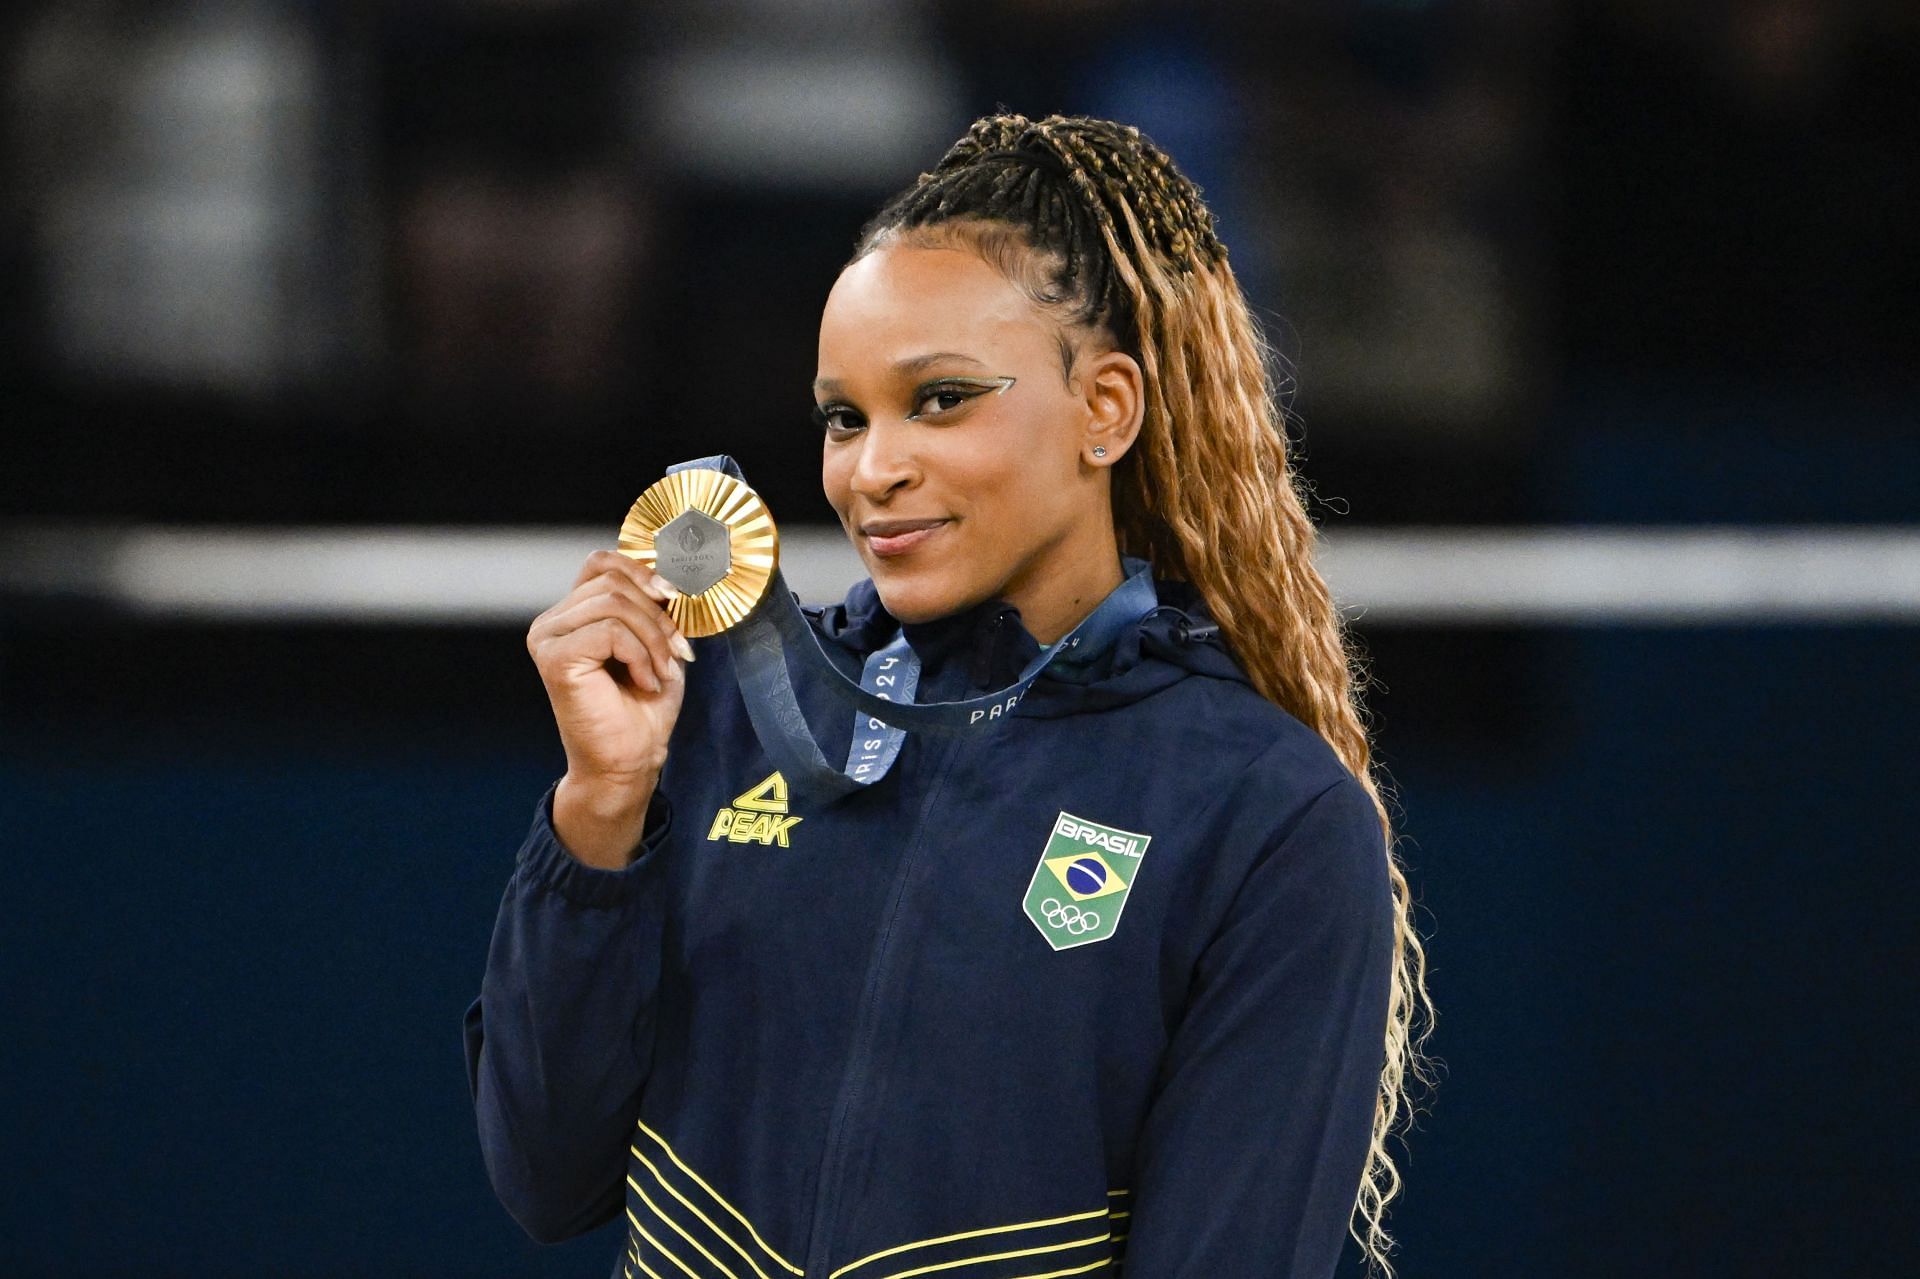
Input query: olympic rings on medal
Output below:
<box><xmin>1040</xmin><ymin>898</ymin><xmax>1102</xmax><ymax>935</ymax></box>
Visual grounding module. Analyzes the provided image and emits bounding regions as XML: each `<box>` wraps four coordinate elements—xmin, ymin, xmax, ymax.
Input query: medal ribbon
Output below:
<box><xmin>667</xmin><ymin>455</ymin><xmax>1157</xmax><ymax>799</ymax></box>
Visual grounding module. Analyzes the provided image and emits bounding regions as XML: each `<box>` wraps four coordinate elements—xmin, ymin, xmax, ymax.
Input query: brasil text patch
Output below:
<box><xmin>1023</xmin><ymin>811</ymin><xmax>1153</xmax><ymax>950</ymax></box>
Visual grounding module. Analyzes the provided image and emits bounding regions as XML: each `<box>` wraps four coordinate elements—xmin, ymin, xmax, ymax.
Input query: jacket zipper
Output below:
<box><xmin>801</xmin><ymin>737</ymin><xmax>962</xmax><ymax>1275</ymax></box>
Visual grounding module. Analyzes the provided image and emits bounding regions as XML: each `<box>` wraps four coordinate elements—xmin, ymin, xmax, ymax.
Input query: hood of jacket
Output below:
<box><xmin>799</xmin><ymin>573</ymin><xmax>1253</xmax><ymax>719</ymax></box>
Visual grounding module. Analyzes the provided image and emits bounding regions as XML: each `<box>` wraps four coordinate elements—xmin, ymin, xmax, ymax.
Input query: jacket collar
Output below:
<box><xmin>804</xmin><ymin>569</ymin><xmax>1252</xmax><ymax>712</ymax></box>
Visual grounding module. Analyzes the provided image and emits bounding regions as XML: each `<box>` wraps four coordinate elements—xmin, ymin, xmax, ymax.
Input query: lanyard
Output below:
<box><xmin>844</xmin><ymin>636</ymin><xmax>920</xmax><ymax>785</ymax></box>
<box><xmin>843</xmin><ymin>555</ymin><xmax>1155</xmax><ymax>786</ymax></box>
<box><xmin>667</xmin><ymin>456</ymin><xmax>1159</xmax><ymax>800</ymax></box>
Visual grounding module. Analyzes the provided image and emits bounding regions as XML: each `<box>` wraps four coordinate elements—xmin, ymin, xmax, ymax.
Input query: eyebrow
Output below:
<box><xmin>813</xmin><ymin>351</ymin><xmax>985</xmax><ymax>393</ymax></box>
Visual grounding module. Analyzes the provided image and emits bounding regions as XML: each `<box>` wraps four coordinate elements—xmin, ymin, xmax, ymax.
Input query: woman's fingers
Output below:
<box><xmin>531</xmin><ymin>612</ymin><xmax>658</xmax><ymax>692</ymax></box>
<box><xmin>559</xmin><ymin>553</ymin><xmax>693</xmax><ymax>656</ymax></box>
<box><xmin>572</xmin><ymin>548</ymin><xmax>677</xmax><ymax>605</ymax></box>
<box><xmin>536</xmin><ymin>586</ymin><xmax>683</xmax><ymax>689</ymax></box>
<box><xmin>549</xmin><ymin>550</ymin><xmax>691</xmax><ymax>626</ymax></box>
<box><xmin>597</xmin><ymin>616</ymin><xmax>672</xmax><ymax>694</ymax></box>
<box><xmin>524</xmin><ymin>552</ymin><xmax>697</xmax><ymax>795</ymax></box>
<box><xmin>528</xmin><ymin>550</ymin><xmax>701</xmax><ymax>698</ymax></box>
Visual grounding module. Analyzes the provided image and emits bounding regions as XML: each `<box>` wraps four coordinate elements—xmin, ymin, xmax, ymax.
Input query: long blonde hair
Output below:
<box><xmin>856</xmin><ymin>112</ymin><xmax>1438</xmax><ymax>1276</ymax></box>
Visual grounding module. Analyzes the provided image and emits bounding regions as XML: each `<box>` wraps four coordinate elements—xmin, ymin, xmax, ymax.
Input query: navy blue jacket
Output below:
<box><xmin>466</xmin><ymin>574</ymin><xmax>1395</xmax><ymax>1278</ymax></box>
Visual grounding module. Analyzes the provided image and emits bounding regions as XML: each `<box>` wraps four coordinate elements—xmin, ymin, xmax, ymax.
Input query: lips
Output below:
<box><xmin>860</xmin><ymin>518</ymin><xmax>950</xmax><ymax>558</ymax></box>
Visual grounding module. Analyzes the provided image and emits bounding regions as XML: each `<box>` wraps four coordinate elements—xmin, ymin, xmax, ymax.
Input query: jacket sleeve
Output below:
<box><xmin>1122</xmin><ymin>775</ymin><xmax>1397</xmax><ymax>1278</ymax></box>
<box><xmin>463</xmin><ymin>776</ymin><xmax>675</xmax><ymax>1244</ymax></box>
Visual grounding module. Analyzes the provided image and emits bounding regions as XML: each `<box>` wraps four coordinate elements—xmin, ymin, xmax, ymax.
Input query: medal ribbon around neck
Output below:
<box><xmin>620</xmin><ymin>455</ymin><xmax>1157</xmax><ymax>800</ymax></box>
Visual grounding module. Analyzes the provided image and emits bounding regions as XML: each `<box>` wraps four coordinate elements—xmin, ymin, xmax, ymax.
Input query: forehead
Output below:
<box><xmin>817</xmin><ymin>244</ymin><xmax>1052</xmax><ymax>371</ymax></box>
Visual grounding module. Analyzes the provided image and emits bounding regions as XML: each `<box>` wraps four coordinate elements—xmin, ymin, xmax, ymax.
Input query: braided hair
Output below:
<box><xmin>853</xmin><ymin>113</ymin><xmax>1437</xmax><ymax>1278</ymax></box>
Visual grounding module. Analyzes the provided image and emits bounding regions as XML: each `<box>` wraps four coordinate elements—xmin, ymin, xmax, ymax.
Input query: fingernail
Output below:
<box><xmin>671</xmin><ymin>633</ymin><xmax>696</xmax><ymax>663</ymax></box>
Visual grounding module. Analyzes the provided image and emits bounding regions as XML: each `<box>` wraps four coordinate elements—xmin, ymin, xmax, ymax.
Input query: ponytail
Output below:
<box><xmin>857</xmin><ymin>112</ymin><xmax>1438</xmax><ymax>1277</ymax></box>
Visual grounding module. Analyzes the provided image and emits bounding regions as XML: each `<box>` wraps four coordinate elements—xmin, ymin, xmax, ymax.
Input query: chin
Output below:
<box><xmin>868</xmin><ymin>569</ymin><xmax>977</xmax><ymax>625</ymax></box>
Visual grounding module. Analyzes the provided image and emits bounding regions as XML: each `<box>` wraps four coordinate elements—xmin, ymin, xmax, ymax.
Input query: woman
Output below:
<box><xmin>467</xmin><ymin>113</ymin><xmax>1435</xmax><ymax>1279</ymax></box>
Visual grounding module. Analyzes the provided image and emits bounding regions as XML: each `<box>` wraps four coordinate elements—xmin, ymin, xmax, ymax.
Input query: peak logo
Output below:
<box><xmin>706</xmin><ymin>772</ymin><xmax>804</xmax><ymax>847</ymax></box>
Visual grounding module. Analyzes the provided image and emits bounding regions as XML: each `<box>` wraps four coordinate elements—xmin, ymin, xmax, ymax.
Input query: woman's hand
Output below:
<box><xmin>527</xmin><ymin>549</ymin><xmax>697</xmax><ymax>867</ymax></box>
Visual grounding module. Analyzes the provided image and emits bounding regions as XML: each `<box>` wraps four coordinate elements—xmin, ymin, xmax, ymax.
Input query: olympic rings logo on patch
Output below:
<box><xmin>1040</xmin><ymin>898</ymin><xmax>1102</xmax><ymax>935</ymax></box>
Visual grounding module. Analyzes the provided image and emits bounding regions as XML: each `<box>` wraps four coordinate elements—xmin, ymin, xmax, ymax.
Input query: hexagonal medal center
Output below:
<box><xmin>653</xmin><ymin>510</ymin><xmax>732</xmax><ymax>595</ymax></box>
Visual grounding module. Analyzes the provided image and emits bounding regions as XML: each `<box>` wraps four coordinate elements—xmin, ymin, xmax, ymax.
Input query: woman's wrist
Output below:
<box><xmin>552</xmin><ymin>770</ymin><xmax>660</xmax><ymax>870</ymax></box>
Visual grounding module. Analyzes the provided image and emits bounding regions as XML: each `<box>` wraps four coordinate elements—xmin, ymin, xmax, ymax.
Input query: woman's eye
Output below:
<box><xmin>813</xmin><ymin>383</ymin><xmax>983</xmax><ymax>436</ymax></box>
<box><xmin>910</xmin><ymin>385</ymin><xmax>979</xmax><ymax>419</ymax></box>
<box><xmin>812</xmin><ymin>404</ymin><xmax>864</xmax><ymax>438</ymax></box>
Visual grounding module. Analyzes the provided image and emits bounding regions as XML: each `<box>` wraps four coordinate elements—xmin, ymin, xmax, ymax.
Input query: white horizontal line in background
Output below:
<box><xmin>2</xmin><ymin>524</ymin><xmax>1918</xmax><ymax>625</ymax></box>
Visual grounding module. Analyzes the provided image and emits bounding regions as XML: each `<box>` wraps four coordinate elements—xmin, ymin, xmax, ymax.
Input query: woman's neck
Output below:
<box><xmin>1002</xmin><ymin>532</ymin><xmax>1128</xmax><ymax>646</ymax></box>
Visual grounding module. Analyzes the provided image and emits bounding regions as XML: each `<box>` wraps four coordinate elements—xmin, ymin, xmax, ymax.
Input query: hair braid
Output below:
<box><xmin>855</xmin><ymin>112</ymin><xmax>1437</xmax><ymax>1278</ymax></box>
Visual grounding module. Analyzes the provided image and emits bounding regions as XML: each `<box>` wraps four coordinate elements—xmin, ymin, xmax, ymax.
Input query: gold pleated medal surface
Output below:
<box><xmin>618</xmin><ymin>469</ymin><xmax>779</xmax><ymax>638</ymax></box>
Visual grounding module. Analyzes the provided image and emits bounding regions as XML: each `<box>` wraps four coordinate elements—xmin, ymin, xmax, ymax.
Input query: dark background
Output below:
<box><xmin>3</xmin><ymin>2</ymin><xmax>1917</xmax><ymax>1275</ymax></box>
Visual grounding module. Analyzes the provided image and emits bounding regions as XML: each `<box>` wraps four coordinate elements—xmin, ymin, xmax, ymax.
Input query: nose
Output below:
<box><xmin>846</xmin><ymin>418</ymin><xmax>918</xmax><ymax>506</ymax></box>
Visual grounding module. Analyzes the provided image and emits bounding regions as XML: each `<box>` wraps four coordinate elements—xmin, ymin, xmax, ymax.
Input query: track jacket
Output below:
<box><xmin>466</xmin><ymin>571</ymin><xmax>1396</xmax><ymax>1279</ymax></box>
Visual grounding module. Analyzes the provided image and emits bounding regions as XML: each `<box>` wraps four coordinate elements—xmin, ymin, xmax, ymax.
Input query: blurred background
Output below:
<box><xmin>3</xmin><ymin>0</ymin><xmax>1916</xmax><ymax>1274</ymax></box>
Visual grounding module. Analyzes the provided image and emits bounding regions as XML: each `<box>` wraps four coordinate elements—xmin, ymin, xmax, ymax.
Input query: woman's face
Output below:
<box><xmin>816</xmin><ymin>239</ymin><xmax>1136</xmax><ymax>636</ymax></box>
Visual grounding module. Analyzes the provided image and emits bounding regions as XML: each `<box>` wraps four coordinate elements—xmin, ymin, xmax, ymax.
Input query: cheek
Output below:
<box><xmin>975</xmin><ymin>408</ymin><xmax>1076</xmax><ymax>502</ymax></box>
<box><xmin>820</xmin><ymin>448</ymin><xmax>851</xmax><ymax>516</ymax></box>
<box><xmin>941</xmin><ymin>434</ymin><xmax>1024</xmax><ymax>518</ymax></box>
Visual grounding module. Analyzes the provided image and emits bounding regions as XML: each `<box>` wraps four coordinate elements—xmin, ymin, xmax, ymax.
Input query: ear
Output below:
<box><xmin>1075</xmin><ymin>348</ymin><xmax>1145</xmax><ymax>469</ymax></box>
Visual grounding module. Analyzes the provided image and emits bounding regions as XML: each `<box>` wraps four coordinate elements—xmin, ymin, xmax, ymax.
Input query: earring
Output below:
<box><xmin>1092</xmin><ymin>446</ymin><xmax>1108</xmax><ymax>459</ymax></box>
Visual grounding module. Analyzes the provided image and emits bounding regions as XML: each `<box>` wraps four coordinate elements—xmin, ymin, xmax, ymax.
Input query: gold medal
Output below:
<box><xmin>618</xmin><ymin>468</ymin><xmax>779</xmax><ymax>637</ymax></box>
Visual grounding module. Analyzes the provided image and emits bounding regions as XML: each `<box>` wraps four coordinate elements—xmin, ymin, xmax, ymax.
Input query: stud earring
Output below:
<box><xmin>1092</xmin><ymin>446</ymin><xmax>1108</xmax><ymax>458</ymax></box>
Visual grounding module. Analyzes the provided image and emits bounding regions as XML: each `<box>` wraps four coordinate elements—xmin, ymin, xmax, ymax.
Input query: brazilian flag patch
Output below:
<box><xmin>1022</xmin><ymin>811</ymin><xmax>1153</xmax><ymax>951</ymax></box>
